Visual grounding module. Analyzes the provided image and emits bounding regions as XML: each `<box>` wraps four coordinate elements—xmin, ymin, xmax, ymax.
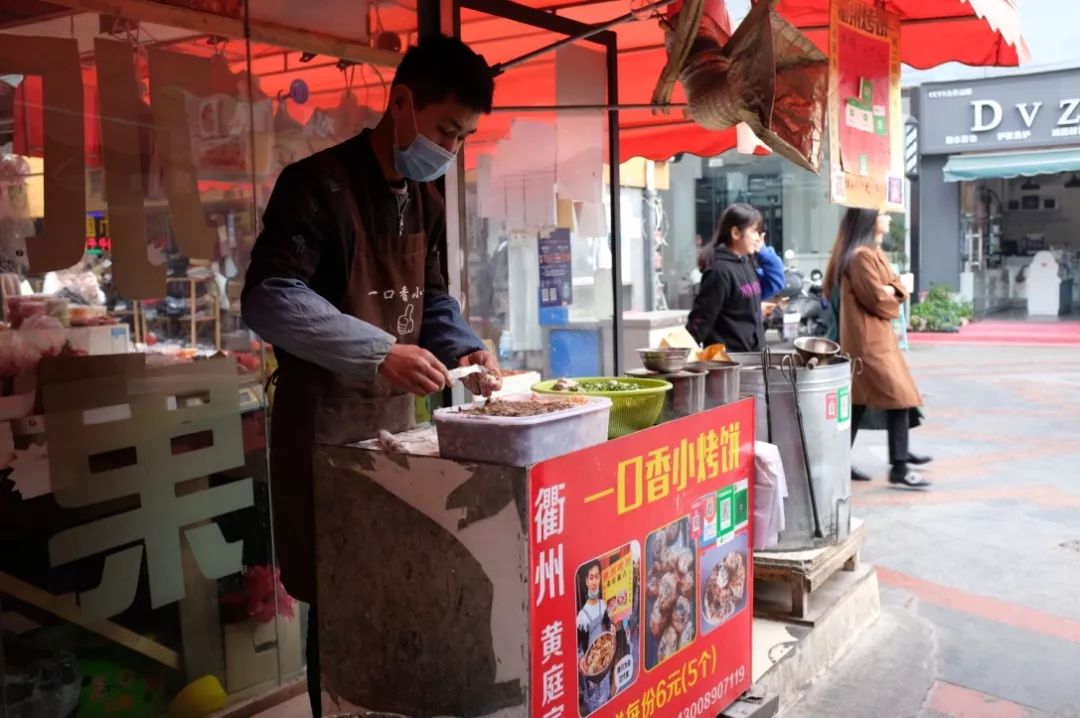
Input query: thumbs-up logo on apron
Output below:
<box><xmin>397</xmin><ymin>302</ymin><xmax>416</xmax><ymax>337</ymax></box>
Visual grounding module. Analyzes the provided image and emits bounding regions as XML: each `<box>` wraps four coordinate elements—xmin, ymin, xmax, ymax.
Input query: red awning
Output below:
<box><xmin>245</xmin><ymin>0</ymin><xmax>1029</xmax><ymax>165</ymax></box>
<box><xmin>2</xmin><ymin>0</ymin><xmax>1024</xmax><ymax>198</ymax></box>
<box><xmin>9</xmin><ymin>1</ymin><xmax>1027</xmax><ymax>169</ymax></box>
<box><xmin>453</xmin><ymin>0</ymin><xmax>1028</xmax><ymax>162</ymax></box>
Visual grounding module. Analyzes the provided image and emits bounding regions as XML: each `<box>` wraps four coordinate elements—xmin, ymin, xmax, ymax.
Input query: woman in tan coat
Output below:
<box><xmin>824</xmin><ymin>208</ymin><xmax>931</xmax><ymax>488</ymax></box>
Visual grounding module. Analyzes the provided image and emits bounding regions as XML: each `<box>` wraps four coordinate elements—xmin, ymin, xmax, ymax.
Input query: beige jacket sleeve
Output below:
<box><xmin>846</xmin><ymin>248</ymin><xmax>902</xmax><ymax>321</ymax></box>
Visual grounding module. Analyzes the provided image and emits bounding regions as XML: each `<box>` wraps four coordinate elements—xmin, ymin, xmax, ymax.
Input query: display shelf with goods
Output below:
<box><xmin>137</xmin><ymin>274</ymin><xmax>223</xmax><ymax>353</ymax></box>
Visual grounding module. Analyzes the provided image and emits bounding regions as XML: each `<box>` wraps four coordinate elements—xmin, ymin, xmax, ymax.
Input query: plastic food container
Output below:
<box><xmin>433</xmin><ymin>393</ymin><xmax>612</xmax><ymax>466</ymax></box>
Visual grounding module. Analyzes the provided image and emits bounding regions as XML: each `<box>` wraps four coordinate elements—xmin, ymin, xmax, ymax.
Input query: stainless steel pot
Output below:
<box><xmin>686</xmin><ymin>361</ymin><xmax>742</xmax><ymax>409</ymax></box>
<box><xmin>627</xmin><ymin>368</ymin><xmax>705</xmax><ymax>422</ymax></box>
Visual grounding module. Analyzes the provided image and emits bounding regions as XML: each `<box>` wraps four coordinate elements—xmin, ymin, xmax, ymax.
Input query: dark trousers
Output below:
<box><xmin>851</xmin><ymin>405</ymin><xmax>909</xmax><ymax>467</ymax></box>
<box><xmin>307</xmin><ymin>607</ymin><xmax>321</xmax><ymax>717</ymax></box>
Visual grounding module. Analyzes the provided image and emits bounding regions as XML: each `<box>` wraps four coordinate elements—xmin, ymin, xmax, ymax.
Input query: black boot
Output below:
<box><xmin>905</xmin><ymin>452</ymin><xmax>933</xmax><ymax>465</ymax></box>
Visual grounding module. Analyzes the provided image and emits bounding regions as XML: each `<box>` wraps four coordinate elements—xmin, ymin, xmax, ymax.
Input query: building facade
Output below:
<box><xmin>916</xmin><ymin>68</ymin><xmax>1080</xmax><ymax>314</ymax></box>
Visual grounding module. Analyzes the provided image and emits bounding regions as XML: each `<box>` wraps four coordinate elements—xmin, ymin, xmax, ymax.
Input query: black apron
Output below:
<box><xmin>269</xmin><ymin>152</ymin><xmax>427</xmax><ymax>604</ymax></box>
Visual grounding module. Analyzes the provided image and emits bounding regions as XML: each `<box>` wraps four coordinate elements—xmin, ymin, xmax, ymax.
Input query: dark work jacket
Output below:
<box><xmin>686</xmin><ymin>246</ymin><xmax>765</xmax><ymax>353</ymax></box>
<box><xmin>243</xmin><ymin>130</ymin><xmax>482</xmax><ymax>375</ymax></box>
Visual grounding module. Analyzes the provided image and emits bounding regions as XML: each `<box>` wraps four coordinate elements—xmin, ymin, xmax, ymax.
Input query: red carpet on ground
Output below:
<box><xmin>909</xmin><ymin>319</ymin><xmax>1080</xmax><ymax>347</ymax></box>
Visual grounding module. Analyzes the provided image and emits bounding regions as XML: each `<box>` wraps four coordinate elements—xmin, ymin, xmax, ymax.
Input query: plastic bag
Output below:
<box><xmin>753</xmin><ymin>441</ymin><xmax>788</xmax><ymax>550</ymax></box>
<box><xmin>657</xmin><ymin>0</ymin><xmax>829</xmax><ymax>172</ymax></box>
<box><xmin>2</xmin><ymin>645</ymin><xmax>81</xmax><ymax>718</ymax></box>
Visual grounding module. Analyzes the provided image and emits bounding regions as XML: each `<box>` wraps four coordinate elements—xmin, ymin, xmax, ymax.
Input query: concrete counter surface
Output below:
<box><xmin>313</xmin><ymin>431</ymin><xmax>531</xmax><ymax>718</ymax></box>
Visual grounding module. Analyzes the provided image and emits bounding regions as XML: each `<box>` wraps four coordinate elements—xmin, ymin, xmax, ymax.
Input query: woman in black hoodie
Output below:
<box><xmin>686</xmin><ymin>203</ymin><xmax>768</xmax><ymax>352</ymax></box>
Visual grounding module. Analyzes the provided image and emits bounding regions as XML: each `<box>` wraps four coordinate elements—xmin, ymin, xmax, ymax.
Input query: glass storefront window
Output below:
<box><xmin>0</xmin><ymin>4</ymin><xmax>402</xmax><ymax>712</ymax></box>
<box><xmin>660</xmin><ymin>146</ymin><xmax>847</xmax><ymax>310</ymax></box>
<box><xmin>459</xmin><ymin>12</ymin><xmax>618</xmax><ymax>379</ymax></box>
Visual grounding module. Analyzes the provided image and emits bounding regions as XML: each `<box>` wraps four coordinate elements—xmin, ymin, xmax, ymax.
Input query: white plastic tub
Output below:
<box><xmin>433</xmin><ymin>393</ymin><xmax>611</xmax><ymax>466</ymax></box>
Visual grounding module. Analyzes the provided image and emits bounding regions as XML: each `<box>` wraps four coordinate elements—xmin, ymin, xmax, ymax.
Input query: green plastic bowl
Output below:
<box><xmin>532</xmin><ymin>377</ymin><xmax>672</xmax><ymax>439</ymax></box>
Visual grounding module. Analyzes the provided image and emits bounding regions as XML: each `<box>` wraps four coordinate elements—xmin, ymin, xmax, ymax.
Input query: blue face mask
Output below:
<box><xmin>393</xmin><ymin>95</ymin><xmax>456</xmax><ymax>182</ymax></box>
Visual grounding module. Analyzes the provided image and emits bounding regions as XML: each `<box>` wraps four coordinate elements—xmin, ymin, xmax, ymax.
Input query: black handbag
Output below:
<box><xmin>834</xmin><ymin>297</ymin><xmax>924</xmax><ymax>431</ymax></box>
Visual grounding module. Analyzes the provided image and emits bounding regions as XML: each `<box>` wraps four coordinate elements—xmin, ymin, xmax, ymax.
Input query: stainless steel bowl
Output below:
<box><xmin>638</xmin><ymin>347</ymin><xmax>692</xmax><ymax>373</ymax></box>
<box><xmin>793</xmin><ymin>336</ymin><xmax>841</xmax><ymax>368</ymax></box>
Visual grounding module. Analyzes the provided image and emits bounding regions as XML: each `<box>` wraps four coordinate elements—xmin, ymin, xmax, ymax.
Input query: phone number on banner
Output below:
<box><xmin>609</xmin><ymin>647</ymin><xmax>747</xmax><ymax>718</ymax></box>
<box><xmin>677</xmin><ymin>664</ymin><xmax>748</xmax><ymax>718</ymax></box>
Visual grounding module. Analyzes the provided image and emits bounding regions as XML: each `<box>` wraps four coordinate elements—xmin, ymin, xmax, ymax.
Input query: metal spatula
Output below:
<box><xmin>448</xmin><ymin>364</ymin><xmax>483</xmax><ymax>383</ymax></box>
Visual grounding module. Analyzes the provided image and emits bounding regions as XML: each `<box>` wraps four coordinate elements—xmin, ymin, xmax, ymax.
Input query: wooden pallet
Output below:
<box><xmin>752</xmin><ymin>519</ymin><xmax>866</xmax><ymax>621</ymax></box>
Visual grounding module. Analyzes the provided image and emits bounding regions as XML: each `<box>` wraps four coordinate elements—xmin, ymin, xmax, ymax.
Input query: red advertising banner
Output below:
<box><xmin>529</xmin><ymin>399</ymin><xmax>755</xmax><ymax>718</ymax></box>
<box><xmin>828</xmin><ymin>0</ymin><xmax>904</xmax><ymax>211</ymax></box>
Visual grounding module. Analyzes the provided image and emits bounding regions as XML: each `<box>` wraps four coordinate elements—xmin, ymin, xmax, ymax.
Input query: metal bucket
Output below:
<box><xmin>739</xmin><ymin>352</ymin><xmax>853</xmax><ymax>550</ymax></box>
<box><xmin>687</xmin><ymin>361</ymin><xmax>742</xmax><ymax>409</ymax></box>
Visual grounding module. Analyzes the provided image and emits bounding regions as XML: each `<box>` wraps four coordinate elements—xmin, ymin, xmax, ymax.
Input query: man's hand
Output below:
<box><xmin>458</xmin><ymin>350</ymin><xmax>503</xmax><ymax>397</ymax></box>
<box><xmin>379</xmin><ymin>344</ymin><xmax>452</xmax><ymax>396</ymax></box>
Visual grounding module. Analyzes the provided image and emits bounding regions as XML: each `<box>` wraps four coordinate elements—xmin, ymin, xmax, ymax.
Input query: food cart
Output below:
<box><xmin>306</xmin><ymin>4</ymin><xmax>1025</xmax><ymax>693</ymax></box>
<box><xmin>312</xmin><ymin>391</ymin><xmax>755</xmax><ymax>718</ymax></box>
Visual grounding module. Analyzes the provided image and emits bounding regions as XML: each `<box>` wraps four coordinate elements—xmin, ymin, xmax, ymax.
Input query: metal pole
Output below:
<box><xmin>606</xmin><ymin>33</ymin><xmax>624</xmax><ymax>376</ymax></box>
<box><xmin>0</xmin><ymin>598</ymin><xmax>6</xmax><ymax>717</ymax></box>
<box><xmin>492</xmin><ymin>102</ymin><xmax>687</xmax><ymax>112</ymax></box>
<box><xmin>643</xmin><ymin>171</ymin><xmax>657</xmax><ymax>312</ymax></box>
<box><xmin>907</xmin><ymin>101</ymin><xmax>923</xmax><ymax>299</ymax></box>
<box><xmin>418</xmin><ymin>0</ymin><xmax>441</xmax><ymax>38</ymax></box>
<box><xmin>441</xmin><ymin>0</ymin><xmax>468</xmax><ymax>316</ymax></box>
<box><xmin>458</xmin><ymin>0</ymin><xmax>625</xmax><ymax>375</ymax></box>
<box><xmin>463</xmin><ymin>0</ymin><xmax>602</xmax><ymax>37</ymax></box>
<box><xmin>423</xmin><ymin>0</ymin><xmax>468</xmax><ymax>411</ymax></box>
<box><xmin>491</xmin><ymin>0</ymin><xmax>677</xmax><ymax>75</ymax></box>
<box><xmin>909</xmin><ymin>180</ymin><xmax>921</xmax><ymax>298</ymax></box>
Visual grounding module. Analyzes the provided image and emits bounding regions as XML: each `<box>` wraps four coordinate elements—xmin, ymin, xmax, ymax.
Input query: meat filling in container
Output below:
<box><xmin>433</xmin><ymin>393</ymin><xmax>612</xmax><ymax>466</ymax></box>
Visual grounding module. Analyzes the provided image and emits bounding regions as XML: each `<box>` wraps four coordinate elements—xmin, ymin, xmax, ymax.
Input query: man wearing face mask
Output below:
<box><xmin>242</xmin><ymin>34</ymin><xmax>500</xmax><ymax>715</ymax></box>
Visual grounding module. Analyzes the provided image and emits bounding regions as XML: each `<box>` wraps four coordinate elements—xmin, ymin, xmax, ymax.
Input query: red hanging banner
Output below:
<box><xmin>828</xmin><ymin>0</ymin><xmax>905</xmax><ymax>211</ymax></box>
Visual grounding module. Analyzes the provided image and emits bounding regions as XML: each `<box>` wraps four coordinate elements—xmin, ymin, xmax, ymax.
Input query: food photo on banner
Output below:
<box><xmin>529</xmin><ymin>400</ymin><xmax>756</xmax><ymax>718</ymax></box>
<box><xmin>575</xmin><ymin>543</ymin><xmax>642</xmax><ymax>716</ymax></box>
<box><xmin>700</xmin><ymin>533</ymin><xmax>749</xmax><ymax>634</ymax></box>
<box><xmin>644</xmin><ymin>518</ymin><xmax>697</xmax><ymax>672</ymax></box>
<box><xmin>828</xmin><ymin>0</ymin><xmax>904</xmax><ymax>211</ymax></box>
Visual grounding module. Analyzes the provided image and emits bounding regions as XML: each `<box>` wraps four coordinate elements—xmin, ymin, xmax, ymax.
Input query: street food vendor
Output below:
<box><xmin>241</xmin><ymin>35</ymin><xmax>501</xmax><ymax>715</ymax></box>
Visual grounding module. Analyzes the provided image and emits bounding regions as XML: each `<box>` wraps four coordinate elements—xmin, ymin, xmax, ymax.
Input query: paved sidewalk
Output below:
<box><xmin>785</xmin><ymin>343</ymin><xmax>1080</xmax><ymax>718</ymax></box>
